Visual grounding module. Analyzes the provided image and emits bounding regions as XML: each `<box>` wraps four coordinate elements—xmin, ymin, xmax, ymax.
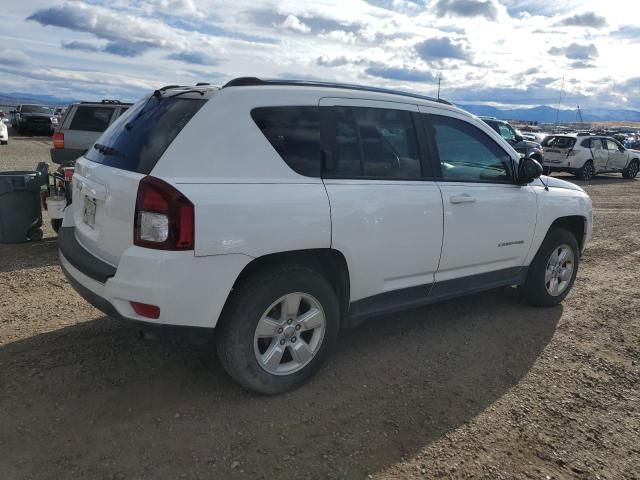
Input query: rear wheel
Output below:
<box><xmin>623</xmin><ymin>159</ymin><xmax>639</xmax><ymax>179</ymax></box>
<box><xmin>519</xmin><ymin>228</ymin><xmax>579</xmax><ymax>307</ymax></box>
<box><xmin>577</xmin><ymin>160</ymin><xmax>594</xmax><ymax>181</ymax></box>
<box><xmin>216</xmin><ymin>265</ymin><xmax>340</xmax><ymax>394</ymax></box>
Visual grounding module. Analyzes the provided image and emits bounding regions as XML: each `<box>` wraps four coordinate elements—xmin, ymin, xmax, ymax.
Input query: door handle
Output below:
<box><xmin>450</xmin><ymin>194</ymin><xmax>476</xmax><ymax>204</ymax></box>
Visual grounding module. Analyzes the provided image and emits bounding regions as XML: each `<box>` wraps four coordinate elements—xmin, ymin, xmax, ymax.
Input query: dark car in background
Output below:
<box><xmin>479</xmin><ymin>116</ymin><xmax>545</xmax><ymax>163</ymax></box>
<box><xmin>11</xmin><ymin>104</ymin><xmax>58</xmax><ymax>135</ymax></box>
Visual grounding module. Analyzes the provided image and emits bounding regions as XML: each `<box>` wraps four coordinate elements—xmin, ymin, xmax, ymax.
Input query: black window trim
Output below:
<box><xmin>423</xmin><ymin>113</ymin><xmax>518</xmax><ymax>185</ymax></box>
<box><xmin>319</xmin><ymin>105</ymin><xmax>437</xmax><ymax>181</ymax></box>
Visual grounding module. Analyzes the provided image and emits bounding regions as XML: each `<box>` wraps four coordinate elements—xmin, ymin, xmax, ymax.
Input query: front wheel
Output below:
<box><xmin>216</xmin><ymin>265</ymin><xmax>340</xmax><ymax>394</ymax></box>
<box><xmin>623</xmin><ymin>159</ymin><xmax>639</xmax><ymax>179</ymax></box>
<box><xmin>519</xmin><ymin>228</ymin><xmax>579</xmax><ymax>307</ymax></box>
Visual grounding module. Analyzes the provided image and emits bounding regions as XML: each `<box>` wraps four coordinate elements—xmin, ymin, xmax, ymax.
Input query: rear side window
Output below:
<box><xmin>327</xmin><ymin>106</ymin><xmax>421</xmax><ymax>178</ymax></box>
<box><xmin>69</xmin><ymin>106</ymin><xmax>114</xmax><ymax>132</ymax></box>
<box><xmin>85</xmin><ymin>96</ymin><xmax>207</xmax><ymax>174</ymax></box>
<box><xmin>251</xmin><ymin>107</ymin><xmax>321</xmax><ymax>177</ymax></box>
<box><xmin>545</xmin><ymin>137</ymin><xmax>576</xmax><ymax>149</ymax></box>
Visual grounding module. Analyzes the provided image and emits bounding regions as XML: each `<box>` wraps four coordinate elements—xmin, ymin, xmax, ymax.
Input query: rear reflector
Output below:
<box><xmin>53</xmin><ymin>132</ymin><xmax>64</xmax><ymax>149</ymax></box>
<box><xmin>130</xmin><ymin>301</ymin><xmax>160</xmax><ymax>319</ymax></box>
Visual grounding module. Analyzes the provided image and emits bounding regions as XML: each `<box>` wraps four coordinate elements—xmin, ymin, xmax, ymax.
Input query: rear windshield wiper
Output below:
<box><xmin>93</xmin><ymin>143</ymin><xmax>123</xmax><ymax>156</ymax></box>
<box><xmin>168</xmin><ymin>89</ymin><xmax>205</xmax><ymax>98</ymax></box>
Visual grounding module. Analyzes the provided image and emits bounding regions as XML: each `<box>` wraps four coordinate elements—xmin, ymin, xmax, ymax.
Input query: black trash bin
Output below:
<box><xmin>0</xmin><ymin>163</ymin><xmax>49</xmax><ymax>243</ymax></box>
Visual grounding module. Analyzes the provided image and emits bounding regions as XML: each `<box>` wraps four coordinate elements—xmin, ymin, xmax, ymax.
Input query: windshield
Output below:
<box><xmin>85</xmin><ymin>94</ymin><xmax>207</xmax><ymax>174</ymax></box>
<box><xmin>21</xmin><ymin>105</ymin><xmax>52</xmax><ymax>114</ymax></box>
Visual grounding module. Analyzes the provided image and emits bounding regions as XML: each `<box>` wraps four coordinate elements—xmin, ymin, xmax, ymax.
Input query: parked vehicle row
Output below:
<box><xmin>57</xmin><ymin>78</ymin><xmax>593</xmax><ymax>394</ymax></box>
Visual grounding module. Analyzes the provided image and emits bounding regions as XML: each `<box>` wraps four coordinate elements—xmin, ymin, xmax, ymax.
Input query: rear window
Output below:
<box><xmin>69</xmin><ymin>106</ymin><xmax>114</xmax><ymax>132</ymax></box>
<box><xmin>85</xmin><ymin>95</ymin><xmax>207</xmax><ymax>174</ymax></box>
<box><xmin>542</xmin><ymin>136</ymin><xmax>576</xmax><ymax>149</ymax></box>
<box><xmin>251</xmin><ymin>106</ymin><xmax>321</xmax><ymax>177</ymax></box>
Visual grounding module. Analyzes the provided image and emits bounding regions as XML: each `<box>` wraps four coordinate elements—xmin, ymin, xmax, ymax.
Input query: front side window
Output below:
<box><xmin>327</xmin><ymin>106</ymin><xmax>421</xmax><ymax>178</ymax></box>
<box><xmin>428</xmin><ymin>115</ymin><xmax>512</xmax><ymax>182</ymax></box>
<box><xmin>70</xmin><ymin>106</ymin><xmax>114</xmax><ymax>132</ymax></box>
<box><xmin>251</xmin><ymin>106</ymin><xmax>321</xmax><ymax>177</ymax></box>
<box><xmin>498</xmin><ymin>123</ymin><xmax>516</xmax><ymax>142</ymax></box>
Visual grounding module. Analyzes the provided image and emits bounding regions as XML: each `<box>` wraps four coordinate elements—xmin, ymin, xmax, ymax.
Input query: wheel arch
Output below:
<box><xmin>231</xmin><ymin>248</ymin><xmax>351</xmax><ymax>324</ymax></box>
<box><xmin>548</xmin><ymin>215</ymin><xmax>587</xmax><ymax>252</ymax></box>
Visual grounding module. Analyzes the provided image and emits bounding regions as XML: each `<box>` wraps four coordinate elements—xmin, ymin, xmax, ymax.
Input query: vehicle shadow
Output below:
<box><xmin>0</xmin><ymin>238</ymin><xmax>60</xmax><ymax>273</ymax></box>
<box><xmin>0</xmin><ymin>291</ymin><xmax>562</xmax><ymax>479</ymax></box>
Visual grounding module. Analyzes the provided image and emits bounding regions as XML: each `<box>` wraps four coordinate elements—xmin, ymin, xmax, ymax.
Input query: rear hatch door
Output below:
<box><xmin>71</xmin><ymin>92</ymin><xmax>209</xmax><ymax>266</ymax></box>
<box><xmin>542</xmin><ymin>136</ymin><xmax>576</xmax><ymax>163</ymax></box>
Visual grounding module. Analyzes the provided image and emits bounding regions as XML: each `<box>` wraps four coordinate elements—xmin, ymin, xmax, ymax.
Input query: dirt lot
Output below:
<box><xmin>1</xmin><ymin>134</ymin><xmax>639</xmax><ymax>480</ymax></box>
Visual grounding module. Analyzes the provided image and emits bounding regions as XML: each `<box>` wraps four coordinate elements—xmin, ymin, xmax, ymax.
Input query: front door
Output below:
<box><xmin>421</xmin><ymin>109</ymin><xmax>537</xmax><ymax>286</ymax></box>
<box><xmin>605</xmin><ymin>139</ymin><xmax>627</xmax><ymax>170</ymax></box>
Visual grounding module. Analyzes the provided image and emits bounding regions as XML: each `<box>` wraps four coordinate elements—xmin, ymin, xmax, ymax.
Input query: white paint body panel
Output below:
<box><xmin>325</xmin><ymin>179</ymin><xmax>444</xmax><ymax>302</ymax></box>
<box><xmin>436</xmin><ymin>183</ymin><xmax>537</xmax><ymax>281</ymax></box>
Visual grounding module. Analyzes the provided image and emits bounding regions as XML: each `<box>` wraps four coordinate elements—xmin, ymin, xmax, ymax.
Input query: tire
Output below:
<box><xmin>27</xmin><ymin>228</ymin><xmax>43</xmax><ymax>242</ymax></box>
<box><xmin>577</xmin><ymin>160</ymin><xmax>594</xmax><ymax>181</ymax></box>
<box><xmin>622</xmin><ymin>159</ymin><xmax>639</xmax><ymax>179</ymax></box>
<box><xmin>519</xmin><ymin>228</ymin><xmax>579</xmax><ymax>307</ymax></box>
<box><xmin>51</xmin><ymin>218</ymin><xmax>62</xmax><ymax>233</ymax></box>
<box><xmin>215</xmin><ymin>265</ymin><xmax>340</xmax><ymax>394</ymax></box>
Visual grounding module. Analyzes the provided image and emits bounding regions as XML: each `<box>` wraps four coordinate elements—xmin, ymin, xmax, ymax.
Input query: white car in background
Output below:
<box><xmin>542</xmin><ymin>134</ymin><xmax>640</xmax><ymax>180</ymax></box>
<box><xmin>0</xmin><ymin>116</ymin><xmax>8</xmax><ymax>144</ymax></box>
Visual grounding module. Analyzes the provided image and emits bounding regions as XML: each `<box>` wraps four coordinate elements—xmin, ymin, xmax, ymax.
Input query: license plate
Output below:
<box><xmin>83</xmin><ymin>197</ymin><xmax>96</xmax><ymax>228</ymax></box>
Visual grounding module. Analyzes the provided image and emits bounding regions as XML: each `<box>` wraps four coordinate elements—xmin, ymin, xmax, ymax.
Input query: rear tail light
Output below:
<box><xmin>53</xmin><ymin>132</ymin><xmax>64</xmax><ymax>149</ymax></box>
<box><xmin>134</xmin><ymin>176</ymin><xmax>194</xmax><ymax>250</ymax></box>
<box><xmin>130</xmin><ymin>301</ymin><xmax>160</xmax><ymax>319</ymax></box>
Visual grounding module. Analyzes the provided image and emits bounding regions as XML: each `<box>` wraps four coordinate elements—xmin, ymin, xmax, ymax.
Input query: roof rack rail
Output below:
<box><xmin>222</xmin><ymin>77</ymin><xmax>453</xmax><ymax>105</ymax></box>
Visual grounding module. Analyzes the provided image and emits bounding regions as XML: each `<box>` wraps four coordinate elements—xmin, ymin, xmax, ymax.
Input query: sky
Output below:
<box><xmin>1</xmin><ymin>0</ymin><xmax>640</xmax><ymax>109</ymax></box>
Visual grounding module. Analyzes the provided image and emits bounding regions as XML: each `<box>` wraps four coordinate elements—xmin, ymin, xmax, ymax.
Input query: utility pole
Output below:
<box><xmin>555</xmin><ymin>75</ymin><xmax>565</xmax><ymax>127</ymax></box>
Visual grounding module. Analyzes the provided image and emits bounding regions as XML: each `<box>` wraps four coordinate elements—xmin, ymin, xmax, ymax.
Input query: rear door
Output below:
<box><xmin>421</xmin><ymin>108</ymin><xmax>537</xmax><ymax>285</ymax></box>
<box><xmin>319</xmin><ymin>97</ymin><xmax>444</xmax><ymax>308</ymax></box>
<box><xmin>543</xmin><ymin>136</ymin><xmax>576</xmax><ymax>165</ymax></box>
<box><xmin>589</xmin><ymin>138</ymin><xmax>608</xmax><ymax>171</ymax></box>
<box><xmin>63</xmin><ymin>105</ymin><xmax>115</xmax><ymax>151</ymax></box>
<box><xmin>71</xmin><ymin>93</ymin><xmax>208</xmax><ymax>266</ymax></box>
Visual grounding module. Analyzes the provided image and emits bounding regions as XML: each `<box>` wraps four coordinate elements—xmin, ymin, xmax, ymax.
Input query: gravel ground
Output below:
<box><xmin>0</xmin><ymin>134</ymin><xmax>639</xmax><ymax>480</ymax></box>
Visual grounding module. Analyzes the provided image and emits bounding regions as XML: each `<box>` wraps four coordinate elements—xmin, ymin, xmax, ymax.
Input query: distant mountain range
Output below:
<box><xmin>457</xmin><ymin>104</ymin><xmax>640</xmax><ymax>123</ymax></box>
<box><xmin>1</xmin><ymin>91</ymin><xmax>639</xmax><ymax>123</ymax></box>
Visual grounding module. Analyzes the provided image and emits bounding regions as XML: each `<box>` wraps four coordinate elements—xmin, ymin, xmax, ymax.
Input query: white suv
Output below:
<box><xmin>542</xmin><ymin>133</ymin><xmax>640</xmax><ymax>180</ymax></box>
<box><xmin>59</xmin><ymin>78</ymin><xmax>593</xmax><ymax>394</ymax></box>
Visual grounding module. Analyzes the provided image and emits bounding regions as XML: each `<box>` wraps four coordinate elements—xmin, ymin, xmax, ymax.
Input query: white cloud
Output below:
<box><xmin>280</xmin><ymin>15</ymin><xmax>311</xmax><ymax>33</ymax></box>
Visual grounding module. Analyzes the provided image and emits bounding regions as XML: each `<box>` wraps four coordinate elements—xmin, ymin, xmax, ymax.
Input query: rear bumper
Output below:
<box><xmin>58</xmin><ymin>226</ymin><xmax>251</xmax><ymax>328</ymax></box>
<box><xmin>50</xmin><ymin>148</ymin><xmax>84</xmax><ymax>165</ymax></box>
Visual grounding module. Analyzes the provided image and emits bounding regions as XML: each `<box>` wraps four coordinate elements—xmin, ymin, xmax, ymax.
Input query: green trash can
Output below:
<box><xmin>0</xmin><ymin>163</ymin><xmax>49</xmax><ymax>243</ymax></box>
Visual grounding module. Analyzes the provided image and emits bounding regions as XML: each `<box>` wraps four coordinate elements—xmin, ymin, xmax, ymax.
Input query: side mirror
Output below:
<box><xmin>517</xmin><ymin>157</ymin><xmax>543</xmax><ymax>184</ymax></box>
<box><xmin>514</xmin><ymin>134</ymin><xmax>524</xmax><ymax>143</ymax></box>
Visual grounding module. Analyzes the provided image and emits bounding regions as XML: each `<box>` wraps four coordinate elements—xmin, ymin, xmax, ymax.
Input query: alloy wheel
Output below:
<box><xmin>545</xmin><ymin>244</ymin><xmax>575</xmax><ymax>296</ymax></box>
<box><xmin>253</xmin><ymin>292</ymin><xmax>326</xmax><ymax>375</ymax></box>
